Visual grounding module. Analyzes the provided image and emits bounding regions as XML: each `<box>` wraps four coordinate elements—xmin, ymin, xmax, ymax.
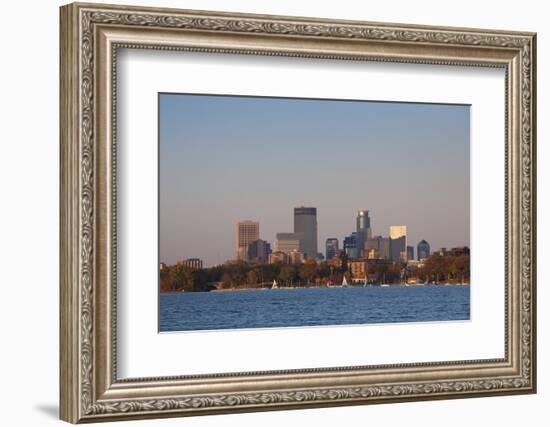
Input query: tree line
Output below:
<box><xmin>160</xmin><ymin>254</ymin><xmax>470</xmax><ymax>292</ymax></box>
<box><xmin>418</xmin><ymin>255</ymin><xmax>470</xmax><ymax>283</ymax></box>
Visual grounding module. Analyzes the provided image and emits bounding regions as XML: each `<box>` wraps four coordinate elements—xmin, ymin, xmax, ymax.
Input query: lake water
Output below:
<box><xmin>159</xmin><ymin>285</ymin><xmax>470</xmax><ymax>332</ymax></box>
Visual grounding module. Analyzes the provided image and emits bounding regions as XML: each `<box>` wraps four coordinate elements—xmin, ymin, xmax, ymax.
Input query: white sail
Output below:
<box><xmin>272</xmin><ymin>279</ymin><xmax>278</xmax><ymax>289</ymax></box>
<box><xmin>342</xmin><ymin>276</ymin><xmax>349</xmax><ymax>287</ymax></box>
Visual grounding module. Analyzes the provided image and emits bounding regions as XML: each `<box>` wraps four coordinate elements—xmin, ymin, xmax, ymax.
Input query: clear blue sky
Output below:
<box><xmin>160</xmin><ymin>93</ymin><xmax>470</xmax><ymax>266</ymax></box>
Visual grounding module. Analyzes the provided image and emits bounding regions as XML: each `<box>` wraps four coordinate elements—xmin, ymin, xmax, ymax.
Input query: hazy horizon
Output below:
<box><xmin>160</xmin><ymin>93</ymin><xmax>470</xmax><ymax>267</ymax></box>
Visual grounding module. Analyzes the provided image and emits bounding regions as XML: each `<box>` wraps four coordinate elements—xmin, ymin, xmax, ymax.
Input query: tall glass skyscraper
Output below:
<box><xmin>235</xmin><ymin>220</ymin><xmax>259</xmax><ymax>260</ymax></box>
<box><xmin>417</xmin><ymin>239</ymin><xmax>431</xmax><ymax>260</ymax></box>
<box><xmin>356</xmin><ymin>210</ymin><xmax>372</xmax><ymax>257</ymax></box>
<box><xmin>294</xmin><ymin>207</ymin><xmax>317</xmax><ymax>259</ymax></box>
<box><xmin>389</xmin><ymin>225</ymin><xmax>407</xmax><ymax>262</ymax></box>
<box><xmin>343</xmin><ymin>232</ymin><xmax>359</xmax><ymax>259</ymax></box>
<box><xmin>325</xmin><ymin>238</ymin><xmax>339</xmax><ymax>260</ymax></box>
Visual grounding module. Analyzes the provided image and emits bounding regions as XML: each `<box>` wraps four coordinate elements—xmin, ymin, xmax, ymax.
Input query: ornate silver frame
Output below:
<box><xmin>60</xmin><ymin>2</ymin><xmax>537</xmax><ymax>423</ymax></box>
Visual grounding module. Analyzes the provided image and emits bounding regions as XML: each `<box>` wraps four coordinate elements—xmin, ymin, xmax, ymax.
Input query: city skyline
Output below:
<box><xmin>160</xmin><ymin>93</ymin><xmax>470</xmax><ymax>266</ymax></box>
<box><xmin>219</xmin><ymin>207</ymin><xmax>462</xmax><ymax>266</ymax></box>
<box><xmin>162</xmin><ymin>205</ymin><xmax>468</xmax><ymax>268</ymax></box>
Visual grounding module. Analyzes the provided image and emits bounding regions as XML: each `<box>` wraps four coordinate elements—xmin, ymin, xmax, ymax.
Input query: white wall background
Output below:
<box><xmin>0</xmin><ymin>1</ymin><xmax>546</xmax><ymax>426</ymax></box>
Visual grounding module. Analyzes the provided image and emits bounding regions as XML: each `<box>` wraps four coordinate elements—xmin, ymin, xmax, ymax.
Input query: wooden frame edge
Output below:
<box><xmin>60</xmin><ymin>3</ymin><xmax>80</xmax><ymax>423</ymax></box>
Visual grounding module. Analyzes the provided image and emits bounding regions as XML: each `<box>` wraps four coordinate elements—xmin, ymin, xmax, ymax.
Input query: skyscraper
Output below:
<box><xmin>389</xmin><ymin>225</ymin><xmax>407</xmax><ymax>262</ymax></box>
<box><xmin>417</xmin><ymin>239</ymin><xmax>430</xmax><ymax>260</ymax></box>
<box><xmin>294</xmin><ymin>207</ymin><xmax>317</xmax><ymax>259</ymax></box>
<box><xmin>365</xmin><ymin>236</ymin><xmax>390</xmax><ymax>260</ymax></box>
<box><xmin>248</xmin><ymin>239</ymin><xmax>271</xmax><ymax>264</ymax></box>
<box><xmin>326</xmin><ymin>238</ymin><xmax>339</xmax><ymax>260</ymax></box>
<box><xmin>235</xmin><ymin>220</ymin><xmax>259</xmax><ymax>260</ymax></box>
<box><xmin>275</xmin><ymin>232</ymin><xmax>303</xmax><ymax>254</ymax></box>
<box><xmin>344</xmin><ymin>232</ymin><xmax>359</xmax><ymax>259</ymax></box>
<box><xmin>407</xmin><ymin>246</ymin><xmax>414</xmax><ymax>261</ymax></box>
<box><xmin>356</xmin><ymin>210</ymin><xmax>372</xmax><ymax>257</ymax></box>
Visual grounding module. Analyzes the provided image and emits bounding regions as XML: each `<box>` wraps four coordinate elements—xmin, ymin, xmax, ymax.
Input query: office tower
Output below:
<box><xmin>407</xmin><ymin>246</ymin><xmax>414</xmax><ymax>261</ymax></box>
<box><xmin>275</xmin><ymin>232</ymin><xmax>303</xmax><ymax>254</ymax></box>
<box><xmin>248</xmin><ymin>239</ymin><xmax>271</xmax><ymax>264</ymax></box>
<box><xmin>389</xmin><ymin>225</ymin><xmax>407</xmax><ymax>262</ymax></box>
<box><xmin>326</xmin><ymin>238</ymin><xmax>339</xmax><ymax>260</ymax></box>
<box><xmin>294</xmin><ymin>207</ymin><xmax>318</xmax><ymax>259</ymax></box>
<box><xmin>365</xmin><ymin>236</ymin><xmax>390</xmax><ymax>260</ymax></box>
<box><xmin>417</xmin><ymin>239</ymin><xmax>431</xmax><ymax>260</ymax></box>
<box><xmin>236</xmin><ymin>220</ymin><xmax>259</xmax><ymax>260</ymax></box>
<box><xmin>343</xmin><ymin>232</ymin><xmax>359</xmax><ymax>259</ymax></box>
<box><xmin>356</xmin><ymin>210</ymin><xmax>372</xmax><ymax>256</ymax></box>
<box><xmin>379</xmin><ymin>237</ymin><xmax>390</xmax><ymax>260</ymax></box>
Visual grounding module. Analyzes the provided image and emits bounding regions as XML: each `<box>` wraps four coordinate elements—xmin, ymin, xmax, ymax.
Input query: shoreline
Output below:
<box><xmin>160</xmin><ymin>283</ymin><xmax>470</xmax><ymax>294</ymax></box>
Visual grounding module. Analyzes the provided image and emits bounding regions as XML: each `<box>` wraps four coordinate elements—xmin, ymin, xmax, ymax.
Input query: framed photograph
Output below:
<box><xmin>60</xmin><ymin>2</ymin><xmax>537</xmax><ymax>423</ymax></box>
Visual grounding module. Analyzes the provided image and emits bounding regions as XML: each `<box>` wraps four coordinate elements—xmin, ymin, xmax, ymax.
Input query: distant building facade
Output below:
<box><xmin>389</xmin><ymin>225</ymin><xmax>407</xmax><ymax>262</ymax></box>
<box><xmin>275</xmin><ymin>232</ymin><xmax>303</xmax><ymax>254</ymax></box>
<box><xmin>181</xmin><ymin>258</ymin><xmax>203</xmax><ymax>270</ymax></box>
<box><xmin>294</xmin><ymin>207</ymin><xmax>317</xmax><ymax>259</ymax></box>
<box><xmin>366</xmin><ymin>248</ymin><xmax>378</xmax><ymax>259</ymax></box>
<box><xmin>236</xmin><ymin>220</ymin><xmax>259</xmax><ymax>260</ymax></box>
<box><xmin>365</xmin><ymin>236</ymin><xmax>390</xmax><ymax>260</ymax></box>
<box><xmin>325</xmin><ymin>238</ymin><xmax>339</xmax><ymax>260</ymax></box>
<box><xmin>417</xmin><ymin>239</ymin><xmax>430</xmax><ymax>260</ymax></box>
<box><xmin>433</xmin><ymin>246</ymin><xmax>470</xmax><ymax>257</ymax></box>
<box><xmin>247</xmin><ymin>239</ymin><xmax>271</xmax><ymax>264</ymax></box>
<box><xmin>448</xmin><ymin>246</ymin><xmax>470</xmax><ymax>256</ymax></box>
<box><xmin>159</xmin><ymin>262</ymin><xmax>166</xmax><ymax>271</ymax></box>
<box><xmin>348</xmin><ymin>259</ymin><xmax>368</xmax><ymax>280</ymax></box>
<box><xmin>288</xmin><ymin>250</ymin><xmax>305</xmax><ymax>265</ymax></box>
<box><xmin>268</xmin><ymin>251</ymin><xmax>288</xmax><ymax>264</ymax></box>
<box><xmin>407</xmin><ymin>259</ymin><xmax>424</xmax><ymax>268</ymax></box>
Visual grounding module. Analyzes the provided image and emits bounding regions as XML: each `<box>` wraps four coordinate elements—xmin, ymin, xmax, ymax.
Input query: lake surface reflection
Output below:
<box><xmin>159</xmin><ymin>285</ymin><xmax>470</xmax><ymax>332</ymax></box>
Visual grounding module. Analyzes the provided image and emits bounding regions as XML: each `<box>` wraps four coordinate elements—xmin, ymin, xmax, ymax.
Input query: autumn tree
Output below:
<box><xmin>247</xmin><ymin>269</ymin><xmax>259</xmax><ymax>287</ymax></box>
<box><xmin>168</xmin><ymin>263</ymin><xmax>194</xmax><ymax>292</ymax></box>
<box><xmin>159</xmin><ymin>265</ymin><xmax>172</xmax><ymax>292</ymax></box>
<box><xmin>454</xmin><ymin>256</ymin><xmax>470</xmax><ymax>283</ymax></box>
<box><xmin>220</xmin><ymin>272</ymin><xmax>233</xmax><ymax>289</ymax></box>
<box><xmin>279</xmin><ymin>264</ymin><xmax>296</xmax><ymax>286</ymax></box>
<box><xmin>298</xmin><ymin>263</ymin><xmax>317</xmax><ymax>285</ymax></box>
<box><xmin>317</xmin><ymin>262</ymin><xmax>331</xmax><ymax>279</ymax></box>
<box><xmin>387</xmin><ymin>263</ymin><xmax>404</xmax><ymax>283</ymax></box>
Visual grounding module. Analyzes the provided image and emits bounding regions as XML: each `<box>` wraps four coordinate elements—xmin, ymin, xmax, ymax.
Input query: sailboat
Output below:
<box><xmin>342</xmin><ymin>276</ymin><xmax>349</xmax><ymax>288</ymax></box>
<box><xmin>363</xmin><ymin>276</ymin><xmax>368</xmax><ymax>287</ymax></box>
<box><xmin>272</xmin><ymin>279</ymin><xmax>279</xmax><ymax>289</ymax></box>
